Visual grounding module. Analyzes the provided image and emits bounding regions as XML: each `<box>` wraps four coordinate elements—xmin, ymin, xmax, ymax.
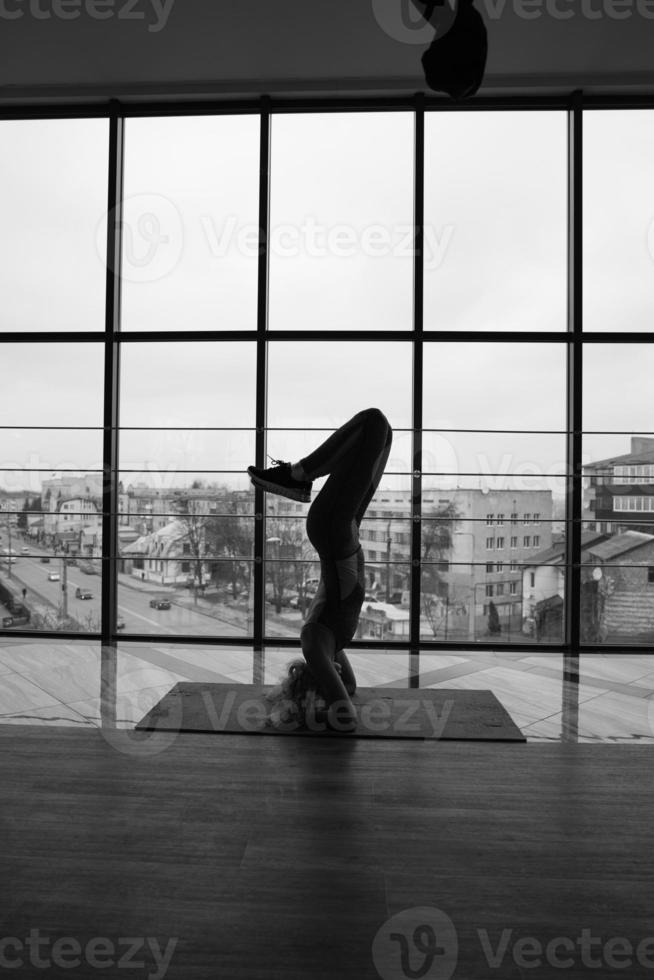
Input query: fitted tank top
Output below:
<box><xmin>304</xmin><ymin>546</ymin><xmax>366</xmax><ymax>650</ymax></box>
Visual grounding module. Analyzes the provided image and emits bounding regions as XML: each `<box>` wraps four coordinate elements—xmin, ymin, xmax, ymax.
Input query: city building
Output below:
<box><xmin>585</xmin><ymin>436</ymin><xmax>654</xmax><ymax>534</ymax></box>
<box><xmin>581</xmin><ymin>531</ymin><xmax>654</xmax><ymax>640</ymax></box>
<box><xmin>265</xmin><ymin>486</ymin><xmax>553</xmax><ymax>636</ymax></box>
<box><xmin>361</xmin><ymin>487</ymin><xmax>553</xmax><ymax>635</ymax></box>
<box><xmin>40</xmin><ymin>474</ymin><xmax>103</xmax><ymax>549</ymax></box>
<box><xmin>521</xmin><ymin>531</ymin><xmax>608</xmax><ymax>638</ymax></box>
<box><xmin>522</xmin><ymin>530</ymin><xmax>654</xmax><ymax>641</ymax></box>
<box><xmin>123</xmin><ymin>519</ymin><xmax>210</xmax><ymax>587</ymax></box>
<box><xmin>0</xmin><ymin>490</ymin><xmax>29</xmax><ymax>525</ymax></box>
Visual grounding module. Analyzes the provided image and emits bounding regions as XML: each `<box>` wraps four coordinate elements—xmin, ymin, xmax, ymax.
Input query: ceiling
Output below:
<box><xmin>0</xmin><ymin>0</ymin><xmax>652</xmax><ymax>105</ymax></box>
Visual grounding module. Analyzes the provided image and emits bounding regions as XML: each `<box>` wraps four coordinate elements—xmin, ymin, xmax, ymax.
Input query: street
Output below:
<box><xmin>2</xmin><ymin>543</ymin><xmax>298</xmax><ymax>638</ymax></box>
<box><xmin>2</xmin><ymin>546</ymin><xmax>248</xmax><ymax>637</ymax></box>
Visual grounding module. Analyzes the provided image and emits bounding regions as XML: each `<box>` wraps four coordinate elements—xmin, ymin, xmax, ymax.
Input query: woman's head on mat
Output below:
<box><xmin>265</xmin><ymin>657</ymin><xmax>337</xmax><ymax>729</ymax></box>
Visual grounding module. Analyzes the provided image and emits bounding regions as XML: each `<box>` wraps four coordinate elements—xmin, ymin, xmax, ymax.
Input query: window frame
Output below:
<box><xmin>0</xmin><ymin>92</ymin><xmax>645</xmax><ymax>659</ymax></box>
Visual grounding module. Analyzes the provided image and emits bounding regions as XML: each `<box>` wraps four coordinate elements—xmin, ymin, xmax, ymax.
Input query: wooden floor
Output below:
<box><xmin>2</xmin><ymin>726</ymin><xmax>654</xmax><ymax>979</ymax></box>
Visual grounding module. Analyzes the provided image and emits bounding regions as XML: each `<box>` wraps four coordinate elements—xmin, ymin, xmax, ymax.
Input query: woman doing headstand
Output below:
<box><xmin>248</xmin><ymin>407</ymin><xmax>393</xmax><ymax>732</ymax></box>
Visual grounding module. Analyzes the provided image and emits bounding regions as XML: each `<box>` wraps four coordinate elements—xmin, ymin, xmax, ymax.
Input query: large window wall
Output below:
<box><xmin>1</xmin><ymin>99</ymin><xmax>653</xmax><ymax>657</ymax></box>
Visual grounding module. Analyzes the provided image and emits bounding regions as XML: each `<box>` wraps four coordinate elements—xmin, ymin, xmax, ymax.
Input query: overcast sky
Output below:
<box><xmin>1</xmin><ymin>109</ymin><xmax>653</xmax><ymax>496</ymax></box>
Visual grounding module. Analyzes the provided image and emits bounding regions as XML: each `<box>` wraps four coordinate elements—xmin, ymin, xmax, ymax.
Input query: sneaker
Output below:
<box><xmin>247</xmin><ymin>458</ymin><xmax>312</xmax><ymax>503</ymax></box>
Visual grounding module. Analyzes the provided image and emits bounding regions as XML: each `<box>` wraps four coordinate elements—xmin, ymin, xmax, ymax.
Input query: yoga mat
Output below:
<box><xmin>136</xmin><ymin>683</ymin><xmax>526</xmax><ymax>741</ymax></box>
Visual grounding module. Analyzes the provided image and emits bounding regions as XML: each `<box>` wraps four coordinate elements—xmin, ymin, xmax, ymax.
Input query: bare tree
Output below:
<box><xmin>208</xmin><ymin>491</ymin><xmax>253</xmax><ymax>600</ymax></box>
<box><xmin>265</xmin><ymin>516</ymin><xmax>308</xmax><ymax>614</ymax></box>
<box><xmin>172</xmin><ymin>490</ymin><xmax>209</xmax><ymax>605</ymax></box>
<box><xmin>420</xmin><ymin>502</ymin><xmax>460</xmax><ymax>637</ymax></box>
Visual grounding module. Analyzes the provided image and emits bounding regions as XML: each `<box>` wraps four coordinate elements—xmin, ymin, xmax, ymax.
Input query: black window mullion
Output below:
<box><xmin>100</xmin><ymin>104</ymin><xmax>123</xmax><ymax>693</ymax></box>
<box><xmin>253</xmin><ymin>98</ymin><xmax>270</xmax><ymax>678</ymax></box>
<box><xmin>565</xmin><ymin>92</ymin><xmax>583</xmax><ymax>654</ymax></box>
<box><xmin>409</xmin><ymin>97</ymin><xmax>425</xmax><ymax>687</ymax></box>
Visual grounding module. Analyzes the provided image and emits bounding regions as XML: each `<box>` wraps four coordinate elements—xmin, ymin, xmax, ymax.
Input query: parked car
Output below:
<box><xmin>2</xmin><ymin>612</ymin><xmax>30</xmax><ymax>628</ymax></box>
<box><xmin>47</xmin><ymin>571</ymin><xmax>60</xmax><ymax>582</ymax></box>
<box><xmin>75</xmin><ymin>587</ymin><xmax>93</xmax><ymax>600</ymax></box>
<box><xmin>64</xmin><ymin>557</ymin><xmax>78</xmax><ymax>566</ymax></box>
<box><xmin>21</xmin><ymin>546</ymin><xmax>30</xmax><ymax>555</ymax></box>
<box><xmin>40</xmin><ymin>556</ymin><xmax>50</xmax><ymax>563</ymax></box>
<box><xmin>149</xmin><ymin>598</ymin><xmax>171</xmax><ymax>610</ymax></box>
<box><xmin>2</xmin><ymin>604</ymin><xmax>30</xmax><ymax>628</ymax></box>
<box><xmin>79</xmin><ymin>562</ymin><xmax>97</xmax><ymax>574</ymax></box>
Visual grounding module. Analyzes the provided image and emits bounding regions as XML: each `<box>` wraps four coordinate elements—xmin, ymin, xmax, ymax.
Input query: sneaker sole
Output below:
<box><xmin>248</xmin><ymin>473</ymin><xmax>310</xmax><ymax>503</ymax></box>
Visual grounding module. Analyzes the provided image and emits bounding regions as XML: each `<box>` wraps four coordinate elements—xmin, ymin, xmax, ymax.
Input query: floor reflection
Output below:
<box><xmin>0</xmin><ymin>639</ymin><xmax>653</xmax><ymax>742</ymax></box>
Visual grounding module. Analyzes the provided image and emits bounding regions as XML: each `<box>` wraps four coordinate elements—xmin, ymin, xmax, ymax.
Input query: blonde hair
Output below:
<box><xmin>265</xmin><ymin>657</ymin><xmax>338</xmax><ymax>730</ymax></box>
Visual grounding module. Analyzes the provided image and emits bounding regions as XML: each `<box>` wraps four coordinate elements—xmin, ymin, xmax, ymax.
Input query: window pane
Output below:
<box><xmin>0</xmin><ymin>118</ymin><xmax>109</xmax><ymax>333</ymax></box>
<box><xmin>118</xmin><ymin>342</ymin><xmax>255</xmax><ymax>636</ymax></box>
<box><xmin>269</xmin><ymin>113</ymin><xmax>414</xmax><ymax>331</ymax></box>
<box><xmin>584</xmin><ymin>110</ymin><xmax>654</xmax><ymax>332</ymax></box>
<box><xmin>424</xmin><ymin>111</ymin><xmax>567</xmax><ymax>331</ymax></box>
<box><xmin>121</xmin><ymin>116</ymin><xmax>260</xmax><ymax>331</ymax></box>
<box><xmin>265</xmin><ymin>340</ymin><xmax>412</xmax><ymax>638</ymax></box>
<box><xmin>267</xmin><ymin>341</ymin><xmax>412</xmax><ymax>435</ymax></box>
<box><xmin>583</xmin><ymin>344</ymin><xmax>654</xmax><ymax>646</ymax></box>
<box><xmin>0</xmin><ymin>345</ymin><xmax>104</xmax><ymax>634</ymax></box>
<box><xmin>422</xmin><ymin>342</ymin><xmax>567</xmax><ymax>643</ymax></box>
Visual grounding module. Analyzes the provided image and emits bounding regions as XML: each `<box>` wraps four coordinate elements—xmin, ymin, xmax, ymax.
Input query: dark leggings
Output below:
<box><xmin>298</xmin><ymin>408</ymin><xmax>393</xmax><ymax>723</ymax></box>
<box><xmin>302</xmin><ymin>407</ymin><xmax>393</xmax><ymax>560</ymax></box>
